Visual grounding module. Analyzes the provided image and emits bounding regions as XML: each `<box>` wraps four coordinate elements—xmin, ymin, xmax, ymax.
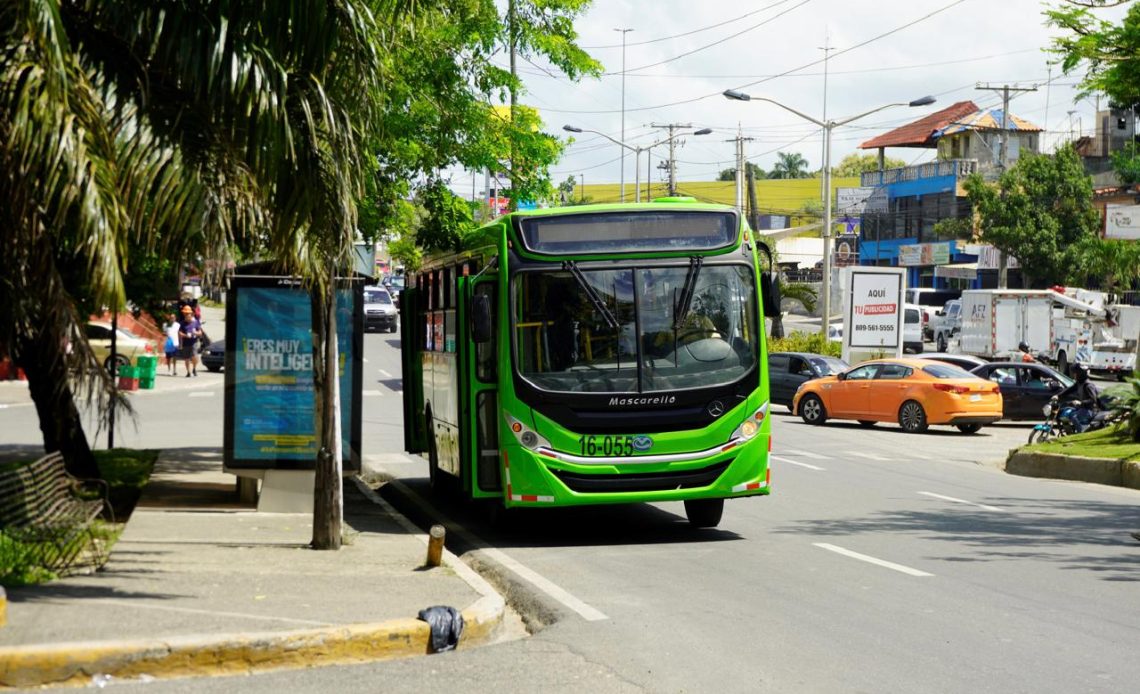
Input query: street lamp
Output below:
<box><xmin>723</xmin><ymin>89</ymin><xmax>936</xmax><ymax>335</ymax></box>
<box><xmin>562</xmin><ymin>125</ymin><xmax>712</xmax><ymax>202</ymax></box>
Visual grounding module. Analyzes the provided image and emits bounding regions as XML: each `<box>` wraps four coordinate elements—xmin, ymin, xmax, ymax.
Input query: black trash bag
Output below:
<box><xmin>417</xmin><ymin>605</ymin><xmax>465</xmax><ymax>653</ymax></box>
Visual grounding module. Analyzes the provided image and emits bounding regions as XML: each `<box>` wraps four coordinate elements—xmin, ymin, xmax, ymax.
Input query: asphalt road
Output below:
<box><xmin>4</xmin><ymin>326</ymin><xmax>1140</xmax><ymax>693</ymax></box>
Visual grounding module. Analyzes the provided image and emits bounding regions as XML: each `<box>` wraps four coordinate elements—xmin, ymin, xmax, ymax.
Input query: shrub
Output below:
<box><xmin>769</xmin><ymin>331</ymin><xmax>841</xmax><ymax>358</ymax></box>
<box><xmin>1105</xmin><ymin>376</ymin><xmax>1140</xmax><ymax>443</ymax></box>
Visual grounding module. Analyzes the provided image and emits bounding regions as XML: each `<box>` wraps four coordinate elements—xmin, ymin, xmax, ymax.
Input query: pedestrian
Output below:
<box><xmin>177</xmin><ymin>305</ymin><xmax>202</xmax><ymax>377</ymax></box>
<box><xmin>1018</xmin><ymin>341</ymin><xmax>1036</xmax><ymax>363</ymax></box>
<box><xmin>163</xmin><ymin>313</ymin><xmax>180</xmax><ymax>375</ymax></box>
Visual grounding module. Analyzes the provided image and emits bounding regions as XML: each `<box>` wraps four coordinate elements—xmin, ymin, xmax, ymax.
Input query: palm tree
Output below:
<box><xmin>769</xmin><ymin>152</ymin><xmax>811</xmax><ymax>179</ymax></box>
<box><xmin>2</xmin><ymin>1</ymin><xmax>395</xmax><ymax>548</ymax></box>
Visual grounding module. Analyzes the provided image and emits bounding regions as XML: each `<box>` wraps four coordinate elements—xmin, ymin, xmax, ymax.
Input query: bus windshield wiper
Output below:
<box><xmin>673</xmin><ymin>256</ymin><xmax>703</xmax><ymax>330</ymax></box>
<box><xmin>562</xmin><ymin>261</ymin><xmax>619</xmax><ymax>330</ymax></box>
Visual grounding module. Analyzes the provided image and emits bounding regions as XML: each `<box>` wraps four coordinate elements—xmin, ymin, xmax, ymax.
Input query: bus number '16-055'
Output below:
<box><xmin>578</xmin><ymin>435</ymin><xmax>640</xmax><ymax>456</ymax></box>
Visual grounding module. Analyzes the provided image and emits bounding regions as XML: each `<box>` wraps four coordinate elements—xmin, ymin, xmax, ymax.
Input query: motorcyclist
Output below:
<box><xmin>1018</xmin><ymin>341</ymin><xmax>1036</xmax><ymax>363</ymax></box>
<box><xmin>1056</xmin><ymin>364</ymin><xmax>1099</xmax><ymax>432</ymax></box>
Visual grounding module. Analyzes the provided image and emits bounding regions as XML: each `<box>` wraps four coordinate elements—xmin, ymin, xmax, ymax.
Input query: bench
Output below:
<box><xmin>0</xmin><ymin>452</ymin><xmax>112</xmax><ymax>576</ymax></box>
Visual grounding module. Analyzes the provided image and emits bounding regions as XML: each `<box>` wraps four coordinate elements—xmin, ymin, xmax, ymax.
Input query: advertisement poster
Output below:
<box><xmin>898</xmin><ymin>242</ymin><xmax>951</xmax><ymax>266</ymax></box>
<box><xmin>224</xmin><ymin>279</ymin><xmax>361</xmax><ymax>471</ymax></box>
<box><xmin>848</xmin><ymin>271</ymin><xmax>902</xmax><ymax>349</ymax></box>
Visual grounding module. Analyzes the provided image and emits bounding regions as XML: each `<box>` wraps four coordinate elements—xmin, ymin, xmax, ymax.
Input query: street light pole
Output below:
<box><xmin>562</xmin><ymin>125</ymin><xmax>711</xmax><ymax>202</ymax></box>
<box><xmin>723</xmin><ymin>89</ymin><xmax>935</xmax><ymax>335</ymax></box>
<box><xmin>615</xmin><ymin>28</ymin><xmax>633</xmax><ymax>203</ymax></box>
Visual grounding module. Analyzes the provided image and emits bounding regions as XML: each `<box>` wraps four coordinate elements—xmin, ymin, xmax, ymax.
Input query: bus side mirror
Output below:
<box><xmin>756</xmin><ymin>241</ymin><xmax>782</xmax><ymax>318</ymax></box>
<box><xmin>472</xmin><ymin>293</ymin><xmax>492</xmax><ymax>343</ymax></box>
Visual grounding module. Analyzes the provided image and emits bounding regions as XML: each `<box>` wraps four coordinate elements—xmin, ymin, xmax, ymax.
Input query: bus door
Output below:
<box><xmin>400</xmin><ymin>283</ymin><xmax>426</xmax><ymax>453</ymax></box>
<box><xmin>459</xmin><ymin>274</ymin><xmax>501</xmax><ymax>497</ymax></box>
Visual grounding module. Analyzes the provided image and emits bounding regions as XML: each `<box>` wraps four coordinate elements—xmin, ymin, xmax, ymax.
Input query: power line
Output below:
<box><xmin>579</xmin><ymin>1</ymin><xmax>797</xmax><ymax>49</ymax></box>
<box><xmin>539</xmin><ymin>0</ymin><xmax>971</xmax><ymax>115</ymax></box>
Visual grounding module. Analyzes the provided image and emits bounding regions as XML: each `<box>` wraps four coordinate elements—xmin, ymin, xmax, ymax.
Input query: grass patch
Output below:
<box><xmin>1</xmin><ymin>449</ymin><xmax>156</xmax><ymax>587</ymax></box>
<box><xmin>1028</xmin><ymin>425</ymin><xmax>1140</xmax><ymax>461</ymax></box>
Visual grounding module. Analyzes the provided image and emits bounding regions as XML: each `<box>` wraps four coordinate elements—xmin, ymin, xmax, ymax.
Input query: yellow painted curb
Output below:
<box><xmin>0</xmin><ymin>595</ymin><xmax>503</xmax><ymax>688</ymax></box>
<box><xmin>0</xmin><ymin>587</ymin><xmax>6</xmax><ymax>628</ymax></box>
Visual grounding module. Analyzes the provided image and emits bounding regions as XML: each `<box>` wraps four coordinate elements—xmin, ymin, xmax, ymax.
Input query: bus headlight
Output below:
<box><xmin>731</xmin><ymin>402</ymin><xmax>769</xmax><ymax>441</ymax></box>
<box><xmin>505</xmin><ymin>413</ymin><xmax>551</xmax><ymax>451</ymax></box>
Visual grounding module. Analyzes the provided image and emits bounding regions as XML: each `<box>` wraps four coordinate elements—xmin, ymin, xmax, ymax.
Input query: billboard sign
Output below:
<box><xmin>899</xmin><ymin>242</ymin><xmax>951</xmax><ymax>266</ymax></box>
<box><xmin>224</xmin><ymin>275</ymin><xmax>362</xmax><ymax>472</ymax></box>
<box><xmin>836</xmin><ymin>187</ymin><xmax>876</xmax><ymax>215</ymax></box>
<box><xmin>841</xmin><ymin>267</ymin><xmax>905</xmax><ymax>364</ymax></box>
<box><xmin>1106</xmin><ymin>204</ymin><xmax>1140</xmax><ymax>240</ymax></box>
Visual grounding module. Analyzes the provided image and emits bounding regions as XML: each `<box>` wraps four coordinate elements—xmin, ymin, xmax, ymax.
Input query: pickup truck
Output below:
<box><xmin>929</xmin><ymin>299</ymin><xmax>962</xmax><ymax>352</ymax></box>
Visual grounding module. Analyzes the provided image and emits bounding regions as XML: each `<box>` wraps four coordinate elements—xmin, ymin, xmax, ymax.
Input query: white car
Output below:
<box><xmin>364</xmin><ymin>286</ymin><xmax>398</xmax><ymax>333</ymax></box>
<box><xmin>903</xmin><ymin>303</ymin><xmax>924</xmax><ymax>354</ymax></box>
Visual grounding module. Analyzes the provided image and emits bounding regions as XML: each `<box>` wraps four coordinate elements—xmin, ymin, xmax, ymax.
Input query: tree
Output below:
<box><xmin>1078</xmin><ymin>237</ymin><xmax>1140</xmax><ymax>293</ymax></box>
<box><xmin>832</xmin><ymin>153</ymin><xmax>907</xmax><ymax>177</ymax></box>
<box><xmin>963</xmin><ymin>145</ymin><xmax>1101</xmax><ymax>287</ymax></box>
<box><xmin>717</xmin><ymin>162</ymin><xmax>766</xmax><ymax>181</ymax></box>
<box><xmin>769</xmin><ymin>152</ymin><xmax>811</xmax><ymax>179</ymax></box>
<box><xmin>1110</xmin><ymin>142</ymin><xmax>1140</xmax><ymax>184</ymax></box>
<box><xmin>1047</xmin><ymin>2</ymin><xmax>1140</xmax><ymax>105</ymax></box>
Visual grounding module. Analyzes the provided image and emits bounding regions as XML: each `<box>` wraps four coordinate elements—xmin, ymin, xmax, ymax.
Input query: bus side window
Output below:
<box><xmin>475</xmin><ymin>283</ymin><xmax>496</xmax><ymax>382</ymax></box>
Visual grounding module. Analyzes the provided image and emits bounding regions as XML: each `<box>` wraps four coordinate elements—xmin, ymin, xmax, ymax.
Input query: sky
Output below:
<box><xmin>452</xmin><ymin>0</ymin><xmax>1132</xmax><ymax>199</ymax></box>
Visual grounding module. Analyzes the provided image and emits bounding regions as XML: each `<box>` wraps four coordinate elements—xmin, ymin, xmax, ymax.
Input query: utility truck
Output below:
<box><xmin>1048</xmin><ymin>288</ymin><xmax>1137</xmax><ymax>380</ymax></box>
<box><xmin>957</xmin><ymin>290</ymin><xmax>1054</xmax><ymax>360</ymax></box>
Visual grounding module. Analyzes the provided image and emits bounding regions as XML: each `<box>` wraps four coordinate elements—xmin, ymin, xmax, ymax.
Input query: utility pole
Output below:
<box><xmin>615</xmin><ymin>28</ymin><xmax>633</xmax><ymax>203</ymax></box>
<box><xmin>578</xmin><ymin>173</ymin><xmax>584</xmax><ymax>203</ymax></box>
<box><xmin>976</xmin><ymin>82</ymin><xmax>1037</xmax><ymax>288</ymax></box>
<box><xmin>651</xmin><ymin>122</ymin><xmax>693</xmax><ymax>196</ymax></box>
<box><xmin>819</xmin><ymin>34</ymin><xmax>833</xmax><ymax>204</ymax></box>
<box><xmin>725</xmin><ymin>127</ymin><xmax>755</xmax><ymax>216</ymax></box>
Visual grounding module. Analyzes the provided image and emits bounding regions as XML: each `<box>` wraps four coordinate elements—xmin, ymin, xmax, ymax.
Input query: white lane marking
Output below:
<box><xmin>918</xmin><ymin>491</ymin><xmax>1005</xmax><ymax>513</ymax></box>
<box><xmin>770</xmin><ymin>455</ymin><xmax>825</xmax><ymax>471</ymax></box>
<box><xmin>382</xmin><ymin>477</ymin><xmax>608</xmax><ymax>622</ymax></box>
<box><xmin>378</xmin><ymin>369</ymin><xmax>392</xmax><ymax>378</ymax></box>
<box><xmin>362</xmin><ymin>390</ymin><xmax>383</xmax><ymax>396</ymax></box>
<box><xmin>813</xmin><ymin>543</ymin><xmax>933</xmax><ymax>577</ymax></box>
<box><xmin>96</xmin><ymin>599</ymin><xmax>332</xmax><ymax>626</ymax></box>
<box><xmin>480</xmin><ymin>546</ymin><xmax>609</xmax><ymax>621</ymax></box>
<box><xmin>849</xmin><ymin>451</ymin><xmax>892</xmax><ymax>461</ymax></box>
<box><xmin>910</xmin><ymin>453</ymin><xmax>931</xmax><ymax>460</ymax></box>
<box><xmin>784</xmin><ymin>448</ymin><xmax>831</xmax><ymax>460</ymax></box>
<box><xmin>188</xmin><ymin>392</ymin><xmax>214</xmax><ymax>398</ymax></box>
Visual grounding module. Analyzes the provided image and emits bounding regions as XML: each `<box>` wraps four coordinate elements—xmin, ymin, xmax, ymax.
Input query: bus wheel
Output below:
<box><xmin>684</xmin><ymin>498</ymin><xmax>724</xmax><ymax>528</ymax></box>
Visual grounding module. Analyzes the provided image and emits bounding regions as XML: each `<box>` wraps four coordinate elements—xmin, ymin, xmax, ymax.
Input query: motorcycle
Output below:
<box><xmin>1028</xmin><ymin>395</ymin><xmax>1121</xmax><ymax>444</ymax></box>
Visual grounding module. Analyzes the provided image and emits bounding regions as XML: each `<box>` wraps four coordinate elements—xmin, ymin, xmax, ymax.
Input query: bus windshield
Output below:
<box><xmin>513</xmin><ymin>263</ymin><xmax>758</xmax><ymax>394</ymax></box>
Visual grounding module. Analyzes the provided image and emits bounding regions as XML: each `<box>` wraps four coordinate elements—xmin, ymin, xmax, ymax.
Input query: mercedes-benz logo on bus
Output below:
<box><xmin>707</xmin><ymin>400</ymin><xmax>725</xmax><ymax>418</ymax></box>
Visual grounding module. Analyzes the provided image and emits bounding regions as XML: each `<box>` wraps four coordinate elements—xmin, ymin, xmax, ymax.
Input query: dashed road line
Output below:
<box><xmin>850</xmin><ymin>451</ymin><xmax>893</xmax><ymax>461</ymax></box>
<box><xmin>378</xmin><ymin>369</ymin><xmax>392</xmax><ymax>378</ymax></box>
<box><xmin>362</xmin><ymin>390</ymin><xmax>383</xmax><ymax>396</ymax></box>
<box><xmin>813</xmin><ymin>543</ymin><xmax>933</xmax><ymax>577</ymax></box>
<box><xmin>188</xmin><ymin>392</ymin><xmax>214</xmax><ymax>398</ymax></box>
<box><xmin>784</xmin><ymin>448</ymin><xmax>831</xmax><ymax>460</ymax></box>
<box><xmin>918</xmin><ymin>491</ymin><xmax>1005</xmax><ymax>512</ymax></box>
<box><xmin>770</xmin><ymin>455</ymin><xmax>825</xmax><ymax>471</ymax></box>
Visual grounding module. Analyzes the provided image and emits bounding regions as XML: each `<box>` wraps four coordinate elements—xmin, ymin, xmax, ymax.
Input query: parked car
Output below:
<box><xmin>364</xmin><ymin>286</ymin><xmax>398</xmax><ymax>333</ymax></box>
<box><xmin>903</xmin><ymin>303</ymin><xmax>924</xmax><ymax>354</ymax></box>
<box><xmin>386</xmin><ymin>275</ymin><xmax>405</xmax><ymax>308</ymax></box>
<box><xmin>915</xmin><ymin>352</ymin><xmax>988</xmax><ymax>372</ymax></box>
<box><xmin>792</xmin><ymin>357</ymin><xmax>1003</xmax><ymax>434</ymax></box>
<box><xmin>969</xmin><ymin>361</ymin><xmax>1072</xmax><ymax>421</ymax></box>
<box><xmin>200</xmin><ymin>339</ymin><xmax>225</xmax><ymax>372</ymax></box>
<box><xmin>768</xmin><ymin>352</ymin><xmax>848</xmax><ymax>410</ymax></box>
<box><xmin>85</xmin><ymin>322</ymin><xmax>156</xmax><ymax>372</ymax></box>
<box><xmin>906</xmin><ymin>288</ymin><xmax>960</xmax><ymax>339</ymax></box>
<box><xmin>930</xmin><ymin>299</ymin><xmax>962</xmax><ymax>352</ymax></box>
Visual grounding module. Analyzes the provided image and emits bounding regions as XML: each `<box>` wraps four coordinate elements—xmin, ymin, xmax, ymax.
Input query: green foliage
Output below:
<box><xmin>1110</xmin><ymin>142</ymin><xmax>1140</xmax><ymax>184</ymax></box>
<box><xmin>1</xmin><ymin>530</ymin><xmax>58</xmax><ymax>587</ymax></box>
<box><xmin>769</xmin><ymin>330</ymin><xmax>841</xmax><ymax>358</ymax></box>
<box><xmin>933</xmin><ymin>217</ymin><xmax>975</xmax><ymax>241</ymax></box>
<box><xmin>417</xmin><ymin>179</ymin><xmax>478</xmax><ymax>253</ymax></box>
<box><xmin>769</xmin><ymin>152</ymin><xmax>811</xmax><ymax>179</ymax></box>
<box><xmin>1047</xmin><ymin>2</ymin><xmax>1140</xmax><ymax>105</ymax></box>
<box><xmin>962</xmin><ymin>145</ymin><xmax>1100</xmax><ymax>286</ymax></box>
<box><xmin>832</xmin><ymin>153</ymin><xmax>907</xmax><ymax>177</ymax></box>
<box><xmin>1105</xmin><ymin>376</ymin><xmax>1140</xmax><ymax>443</ymax></box>
<box><xmin>1078</xmin><ymin>236</ymin><xmax>1140</xmax><ymax>292</ymax></box>
<box><xmin>718</xmin><ymin>163</ymin><xmax>766</xmax><ymax>181</ymax></box>
<box><xmin>93</xmin><ymin>448</ymin><xmax>158</xmax><ymax>520</ymax></box>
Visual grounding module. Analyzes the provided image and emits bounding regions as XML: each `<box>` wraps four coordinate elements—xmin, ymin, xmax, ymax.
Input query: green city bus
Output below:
<box><xmin>400</xmin><ymin>199</ymin><xmax>778</xmax><ymax>527</ymax></box>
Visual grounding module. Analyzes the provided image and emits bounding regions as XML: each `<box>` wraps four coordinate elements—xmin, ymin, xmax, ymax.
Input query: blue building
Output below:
<box><xmin>855</xmin><ymin>100</ymin><xmax>1043</xmax><ymax>289</ymax></box>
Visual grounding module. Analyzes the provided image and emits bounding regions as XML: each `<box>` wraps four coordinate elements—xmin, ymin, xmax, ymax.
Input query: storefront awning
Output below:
<box><xmin>934</xmin><ymin>262</ymin><xmax>977</xmax><ymax>280</ymax></box>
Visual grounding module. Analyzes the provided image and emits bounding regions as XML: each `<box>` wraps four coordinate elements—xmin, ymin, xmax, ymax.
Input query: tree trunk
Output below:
<box><xmin>310</xmin><ymin>284</ymin><xmax>343</xmax><ymax>550</ymax></box>
<box><xmin>14</xmin><ymin>331</ymin><xmax>99</xmax><ymax>479</ymax></box>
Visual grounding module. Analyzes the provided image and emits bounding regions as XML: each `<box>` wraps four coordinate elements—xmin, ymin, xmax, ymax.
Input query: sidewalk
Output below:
<box><xmin>0</xmin><ymin>449</ymin><xmax>507</xmax><ymax>688</ymax></box>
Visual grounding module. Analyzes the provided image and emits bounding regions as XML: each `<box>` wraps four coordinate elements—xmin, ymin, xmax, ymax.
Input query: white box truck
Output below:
<box><xmin>957</xmin><ymin>290</ymin><xmax>1054</xmax><ymax>359</ymax></box>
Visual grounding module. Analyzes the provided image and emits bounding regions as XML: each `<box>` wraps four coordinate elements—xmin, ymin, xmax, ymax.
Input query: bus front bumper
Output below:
<box><xmin>501</xmin><ymin>434</ymin><xmax>770</xmax><ymax>507</ymax></box>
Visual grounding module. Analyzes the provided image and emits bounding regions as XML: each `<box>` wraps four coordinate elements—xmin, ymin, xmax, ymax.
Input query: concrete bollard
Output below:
<box><xmin>425</xmin><ymin>524</ymin><xmax>446</xmax><ymax>568</ymax></box>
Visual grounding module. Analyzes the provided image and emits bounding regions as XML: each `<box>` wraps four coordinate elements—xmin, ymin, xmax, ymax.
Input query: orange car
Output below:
<box><xmin>791</xmin><ymin>358</ymin><xmax>1003</xmax><ymax>434</ymax></box>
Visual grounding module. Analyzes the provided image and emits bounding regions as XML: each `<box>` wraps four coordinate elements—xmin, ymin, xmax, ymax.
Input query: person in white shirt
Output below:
<box><xmin>163</xmin><ymin>313</ymin><xmax>180</xmax><ymax>375</ymax></box>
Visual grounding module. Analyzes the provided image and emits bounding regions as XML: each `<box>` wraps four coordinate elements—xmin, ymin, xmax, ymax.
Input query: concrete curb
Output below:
<box><xmin>0</xmin><ymin>479</ymin><xmax>507</xmax><ymax>689</ymax></box>
<box><xmin>1005</xmin><ymin>449</ymin><xmax>1140</xmax><ymax>490</ymax></box>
